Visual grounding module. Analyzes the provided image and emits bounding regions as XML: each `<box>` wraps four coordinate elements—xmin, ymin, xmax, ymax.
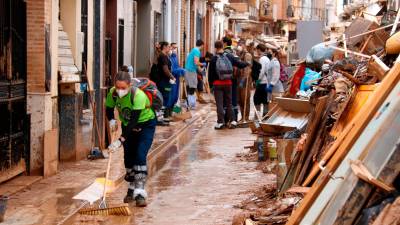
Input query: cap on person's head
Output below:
<box><xmin>196</xmin><ymin>39</ymin><xmax>204</xmax><ymax>47</ymax></box>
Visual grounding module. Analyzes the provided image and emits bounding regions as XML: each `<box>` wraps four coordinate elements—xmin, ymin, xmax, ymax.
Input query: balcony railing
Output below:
<box><xmin>288</xmin><ymin>6</ymin><xmax>326</xmax><ymax>21</ymax></box>
<box><xmin>260</xmin><ymin>5</ymin><xmax>326</xmax><ymax>21</ymax></box>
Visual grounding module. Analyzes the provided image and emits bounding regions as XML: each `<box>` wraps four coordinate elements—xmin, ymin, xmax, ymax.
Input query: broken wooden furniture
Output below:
<box><xmin>287</xmin><ymin>55</ymin><xmax>400</xmax><ymax>225</ymax></box>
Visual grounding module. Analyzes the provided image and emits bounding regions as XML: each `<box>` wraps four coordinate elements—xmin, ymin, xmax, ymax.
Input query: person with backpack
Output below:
<box><xmin>106</xmin><ymin>71</ymin><xmax>158</xmax><ymax>207</ymax></box>
<box><xmin>266</xmin><ymin>49</ymin><xmax>284</xmax><ymax>103</ymax></box>
<box><xmin>156</xmin><ymin>42</ymin><xmax>176</xmax><ymax>121</ymax></box>
<box><xmin>185</xmin><ymin>40</ymin><xmax>205</xmax><ymax>109</ymax></box>
<box><xmin>253</xmin><ymin>43</ymin><xmax>270</xmax><ymax>117</ymax></box>
<box><xmin>222</xmin><ymin>37</ymin><xmax>249</xmax><ymax>127</ymax></box>
<box><xmin>208</xmin><ymin>41</ymin><xmax>234</xmax><ymax>129</ymax></box>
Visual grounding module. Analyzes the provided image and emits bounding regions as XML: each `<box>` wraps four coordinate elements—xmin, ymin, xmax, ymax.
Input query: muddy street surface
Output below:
<box><xmin>66</xmin><ymin>112</ymin><xmax>274</xmax><ymax>225</ymax></box>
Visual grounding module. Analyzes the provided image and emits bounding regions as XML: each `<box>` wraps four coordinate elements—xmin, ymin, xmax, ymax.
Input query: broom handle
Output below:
<box><xmin>102</xmin><ymin>131</ymin><xmax>116</xmax><ymax>203</ymax></box>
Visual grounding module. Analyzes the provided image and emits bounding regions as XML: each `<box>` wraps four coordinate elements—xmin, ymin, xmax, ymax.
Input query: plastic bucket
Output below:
<box><xmin>0</xmin><ymin>195</ymin><xmax>9</xmax><ymax>222</ymax></box>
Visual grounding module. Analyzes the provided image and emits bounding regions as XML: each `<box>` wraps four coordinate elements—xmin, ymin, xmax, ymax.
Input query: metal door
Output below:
<box><xmin>0</xmin><ymin>0</ymin><xmax>28</xmax><ymax>179</ymax></box>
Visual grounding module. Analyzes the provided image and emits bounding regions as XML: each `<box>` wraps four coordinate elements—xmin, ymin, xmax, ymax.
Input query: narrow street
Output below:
<box><xmin>63</xmin><ymin>111</ymin><xmax>274</xmax><ymax>225</ymax></box>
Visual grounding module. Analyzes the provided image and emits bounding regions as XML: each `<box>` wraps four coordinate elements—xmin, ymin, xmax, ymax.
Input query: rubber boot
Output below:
<box><xmin>123</xmin><ymin>188</ymin><xmax>135</xmax><ymax>203</ymax></box>
<box><xmin>133</xmin><ymin>165</ymin><xmax>148</xmax><ymax>207</ymax></box>
<box><xmin>124</xmin><ymin>168</ymin><xmax>135</xmax><ymax>182</ymax></box>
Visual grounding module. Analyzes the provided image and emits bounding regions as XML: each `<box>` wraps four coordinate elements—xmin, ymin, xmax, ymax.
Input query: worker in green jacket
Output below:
<box><xmin>106</xmin><ymin>71</ymin><xmax>156</xmax><ymax>207</ymax></box>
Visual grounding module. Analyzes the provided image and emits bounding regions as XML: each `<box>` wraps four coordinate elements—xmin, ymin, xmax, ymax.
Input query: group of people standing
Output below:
<box><xmin>208</xmin><ymin>37</ymin><xmax>286</xmax><ymax>129</ymax></box>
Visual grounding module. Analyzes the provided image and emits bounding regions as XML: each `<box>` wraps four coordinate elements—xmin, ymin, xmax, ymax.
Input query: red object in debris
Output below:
<box><xmin>289</xmin><ymin>63</ymin><xmax>306</xmax><ymax>96</ymax></box>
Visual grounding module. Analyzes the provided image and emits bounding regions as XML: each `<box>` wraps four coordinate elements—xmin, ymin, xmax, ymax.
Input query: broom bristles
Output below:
<box><xmin>78</xmin><ymin>204</ymin><xmax>131</xmax><ymax>216</ymax></box>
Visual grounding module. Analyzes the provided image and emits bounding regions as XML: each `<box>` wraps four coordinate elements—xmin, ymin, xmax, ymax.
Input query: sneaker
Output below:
<box><xmin>228</xmin><ymin>121</ymin><xmax>237</xmax><ymax>129</ymax></box>
<box><xmin>214</xmin><ymin>123</ymin><xmax>224</xmax><ymax>130</ymax></box>
<box><xmin>123</xmin><ymin>189</ymin><xmax>135</xmax><ymax>203</ymax></box>
<box><xmin>135</xmin><ymin>195</ymin><xmax>147</xmax><ymax>207</ymax></box>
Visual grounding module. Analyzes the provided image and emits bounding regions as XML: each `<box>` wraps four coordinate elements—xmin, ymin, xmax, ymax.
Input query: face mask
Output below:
<box><xmin>172</xmin><ymin>50</ymin><xmax>177</xmax><ymax>55</ymax></box>
<box><xmin>116</xmin><ymin>89</ymin><xmax>129</xmax><ymax>98</ymax></box>
<box><xmin>237</xmin><ymin>46</ymin><xmax>243</xmax><ymax>52</ymax></box>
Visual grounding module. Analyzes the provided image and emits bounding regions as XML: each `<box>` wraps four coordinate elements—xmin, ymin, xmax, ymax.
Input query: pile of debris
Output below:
<box><xmin>236</xmin><ymin>4</ymin><xmax>400</xmax><ymax>225</ymax></box>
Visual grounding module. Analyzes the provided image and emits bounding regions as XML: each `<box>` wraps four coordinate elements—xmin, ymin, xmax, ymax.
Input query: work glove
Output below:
<box><xmin>266</xmin><ymin>84</ymin><xmax>274</xmax><ymax>93</ymax></box>
<box><xmin>109</xmin><ymin>119</ymin><xmax>118</xmax><ymax>132</ymax></box>
<box><xmin>169</xmin><ymin>78</ymin><xmax>176</xmax><ymax>85</ymax></box>
<box><xmin>108</xmin><ymin>139</ymin><xmax>122</xmax><ymax>152</ymax></box>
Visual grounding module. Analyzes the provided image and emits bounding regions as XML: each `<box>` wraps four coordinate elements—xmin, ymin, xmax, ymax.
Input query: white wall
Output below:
<box><xmin>60</xmin><ymin>0</ymin><xmax>82</xmax><ymax>71</ymax></box>
<box><xmin>117</xmin><ymin>0</ymin><xmax>134</xmax><ymax>67</ymax></box>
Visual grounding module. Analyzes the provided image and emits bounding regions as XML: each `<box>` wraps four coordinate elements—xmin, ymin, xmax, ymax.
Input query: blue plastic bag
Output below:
<box><xmin>300</xmin><ymin>68</ymin><xmax>320</xmax><ymax>91</ymax></box>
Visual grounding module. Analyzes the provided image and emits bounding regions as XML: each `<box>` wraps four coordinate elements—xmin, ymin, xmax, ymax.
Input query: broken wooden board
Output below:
<box><xmin>350</xmin><ymin>160</ymin><xmax>394</xmax><ymax>192</ymax></box>
<box><xmin>287</xmin><ymin>56</ymin><xmax>400</xmax><ymax>225</ymax></box>
<box><xmin>295</xmin><ymin>95</ymin><xmax>331</xmax><ymax>185</ymax></box>
<box><xmin>286</xmin><ymin>186</ymin><xmax>310</xmax><ymax>194</ymax></box>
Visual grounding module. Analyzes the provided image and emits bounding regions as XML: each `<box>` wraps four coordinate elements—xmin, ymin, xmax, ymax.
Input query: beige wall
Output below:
<box><xmin>51</xmin><ymin>0</ymin><xmax>59</xmax><ymax>97</ymax></box>
<box><xmin>60</xmin><ymin>0</ymin><xmax>82</xmax><ymax>71</ymax></box>
<box><xmin>87</xmin><ymin>0</ymin><xmax>94</xmax><ymax>90</ymax></box>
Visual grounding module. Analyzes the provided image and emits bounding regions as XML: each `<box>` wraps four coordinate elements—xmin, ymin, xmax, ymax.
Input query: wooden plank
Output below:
<box><xmin>274</xmin><ymin>97</ymin><xmax>312</xmax><ymax>113</ymax></box>
<box><xmin>287</xmin><ymin>55</ymin><xmax>400</xmax><ymax>225</ymax></box>
<box><xmin>286</xmin><ymin>186</ymin><xmax>310</xmax><ymax>194</ymax></box>
<box><xmin>294</xmin><ymin>95</ymin><xmax>330</xmax><ymax>185</ymax></box>
<box><xmin>44</xmin><ymin>129</ymin><xmax>59</xmax><ymax>177</ymax></box>
<box><xmin>0</xmin><ymin>160</ymin><xmax>26</xmax><ymax>184</ymax></box>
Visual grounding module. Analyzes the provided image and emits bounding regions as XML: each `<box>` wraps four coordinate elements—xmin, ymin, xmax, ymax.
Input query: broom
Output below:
<box><xmin>237</xmin><ymin>70</ymin><xmax>252</xmax><ymax>128</ymax></box>
<box><xmin>78</xmin><ymin>131</ymin><xmax>131</xmax><ymax>216</ymax></box>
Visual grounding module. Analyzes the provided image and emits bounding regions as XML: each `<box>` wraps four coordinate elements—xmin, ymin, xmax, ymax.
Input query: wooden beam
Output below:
<box><xmin>288</xmin><ymin>55</ymin><xmax>400</xmax><ymax>225</ymax></box>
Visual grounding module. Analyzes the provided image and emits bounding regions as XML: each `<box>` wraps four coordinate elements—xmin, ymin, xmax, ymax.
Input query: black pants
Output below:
<box><xmin>231</xmin><ymin>78</ymin><xmax>239</xmax><ymax>121</ymax></box>
<box><xmin>123</xmin><ymin>119</ymin><xmax>157</xmax><ymax>169</ymax></box>
<box><xmin>253</xmin><ymin>83</ymin><xmax>268</xmax><ymax>105</ymax></box>
<box><xmin>214</xmin><ymin>85</ymin><xmax>233</xmax><ymax>124</ymax></box>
